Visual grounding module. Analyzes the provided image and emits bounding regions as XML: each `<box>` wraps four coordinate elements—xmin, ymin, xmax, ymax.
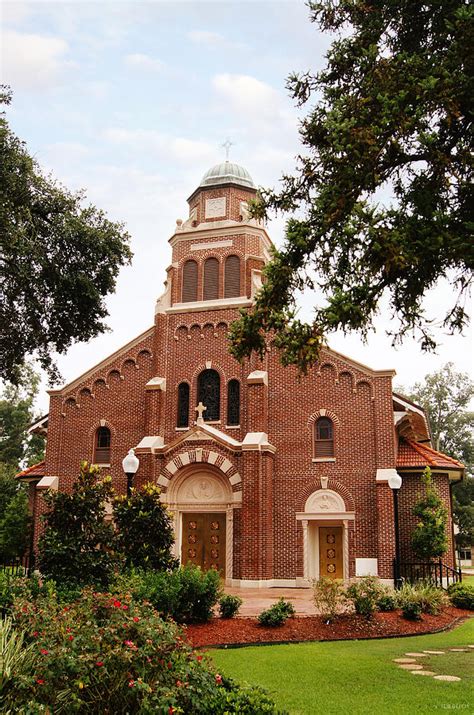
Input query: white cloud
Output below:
<box><xmin>104</xmin><ymin>127</ymin><xmax>217</xmax><ymax>165</ymax></box>
<box><xmin>187</xmin><ymin>30</ymin><xmax>246</xmax><ymax>50</ymax></box>
<box><xmin>1</xmin><ymin>30</ymin><xmax>74</xmax><ymax>89</ymax></box>
<box><xmin>212</xmin><ymin>73</ymin><xmax>282</xmax><ymax>120</ymax></box>
<box><xmin>124</xmin><ymin>53</ymin><xmax>164</xmax><ymax>72</ymax></box>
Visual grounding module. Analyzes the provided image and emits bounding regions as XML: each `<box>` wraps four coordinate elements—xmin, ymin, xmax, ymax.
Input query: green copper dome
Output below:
<box><xmin>199</xmin><ymin>161</ymin><xmax>255</xmax><ymax>189</ymax></box>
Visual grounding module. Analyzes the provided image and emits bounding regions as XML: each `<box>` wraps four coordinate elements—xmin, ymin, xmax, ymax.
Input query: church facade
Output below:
<box><xmin>20</xmin><ymin>161</ymin><xmax>463</xmax><ymax>586</ymax></box>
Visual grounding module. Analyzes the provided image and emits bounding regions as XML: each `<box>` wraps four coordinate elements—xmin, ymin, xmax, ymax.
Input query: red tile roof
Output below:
<box><xmin>15</xmin><ymin>461</ymin><xmax>45</xmax><ymax>479</ymax></box>
<box><xmin>397</xmin><ymin>439</ymin><xmax>464</xmax><ymax>470</ymax></box>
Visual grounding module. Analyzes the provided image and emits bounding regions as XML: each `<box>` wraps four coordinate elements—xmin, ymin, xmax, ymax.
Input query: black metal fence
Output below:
<box><xmin>0</xmin><ymin>553</ymin><xmax>35</xmax><ymax>577</ymax></box>
<box><xmin>397</xmin><ymin>559</ymin><xmax>462</xmax><ymax>590</ymax></box>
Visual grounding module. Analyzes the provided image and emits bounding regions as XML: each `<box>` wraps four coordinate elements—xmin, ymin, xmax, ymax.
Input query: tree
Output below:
<box><xmin>229</xmin><ymin>2</ymin><xmax>473</xmax><ymax>371</ymax></box>
<box><xmin>38</xmin><ymin>462</ymin><xmax>117</xmax><ymax>588</ymax></box>
<box><xmin>113</xmin><ymin>483</ymin><xmax>177</xmax><ymax>571</ymax></box>
<box><xmin>411</xmin><ymin>467</ymin><xmax>448</xmax><ymax>560</ymax></box>
<box><xmin>0</xmin><ymin>87</ymin><xmax>132</xmax><ymax>383</ymax></box>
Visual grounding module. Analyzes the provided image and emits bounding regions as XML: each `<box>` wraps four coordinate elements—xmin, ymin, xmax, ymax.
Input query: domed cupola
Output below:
<box><xmin>199</xmin><ymin>161</ymin><xmax>255</xmax><ymax>189</ymax></box>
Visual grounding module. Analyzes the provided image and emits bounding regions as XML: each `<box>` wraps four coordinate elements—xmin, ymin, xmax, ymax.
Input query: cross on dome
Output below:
<box><xmin>195</xmin><ymin>402</ymin><xmax>207</xmax><ymax>423</ymax></box>
<box><xmin>221</xmin><ymin>137</ymin><xmax>234</xmax><ymax>161</ymax></box>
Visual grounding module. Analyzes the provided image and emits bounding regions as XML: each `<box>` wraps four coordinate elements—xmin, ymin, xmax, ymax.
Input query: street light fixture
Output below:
<box><xmin>122</xmin><ymin>448</ymin><xmax>139</xmax><ymax>497</ymax></box>
<box><xmin>388</xmin><ymin>472</ymin><xmax>403</xmax><ymax>589</ymax></box>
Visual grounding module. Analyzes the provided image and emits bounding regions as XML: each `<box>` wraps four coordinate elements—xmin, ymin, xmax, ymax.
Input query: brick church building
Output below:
<box><xmin>19</xmin><ymin>160</ymin><xmax>463</xmax><ymax>587</ymax></box>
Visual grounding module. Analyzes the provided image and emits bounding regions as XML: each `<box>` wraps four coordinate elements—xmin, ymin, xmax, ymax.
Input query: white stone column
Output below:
<box><xmin>302</xmin><ymin>519</ymin><xmax>309</xmax><ymax>582</ymax></box>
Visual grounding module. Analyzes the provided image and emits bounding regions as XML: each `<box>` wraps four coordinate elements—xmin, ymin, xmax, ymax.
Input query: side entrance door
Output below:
<box><xmin>181</xmin><ymin>512</ymin><xmax>226</xmax><ymax>576</ymax></box>
<box><xmin>319</xmin><ymin>526</ymin><xmax>343</xmax><ymax>579</ymax></box>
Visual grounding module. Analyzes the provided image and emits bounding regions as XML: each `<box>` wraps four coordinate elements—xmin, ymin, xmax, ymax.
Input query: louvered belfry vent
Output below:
<box><xmin>182</xmin><ymin>260</ymin><xmax>198</xmax><ymax>302</ymax></box>
<box><xmin>314</xmin><ymin>417</ymin><xmax>334</xmax><ymax>458</ymax></box>
<box><xmin>177</xmin><ymin>382</ymin><xmax>190</xmax><ymax>428</ymax></box>
<box><xmin>224</xmin><ymin>255</ymin><xmax>240</xmax><ymax>298</ymax></box>
<box><xmin>227</xmin><ymin>379</ymin><xmax>240</xmax><ymax>425</ymax></box>
<box><xmin>203</xmin><ymin>257</ymin><xmax>219</xmax><ymax>300</ymax></box>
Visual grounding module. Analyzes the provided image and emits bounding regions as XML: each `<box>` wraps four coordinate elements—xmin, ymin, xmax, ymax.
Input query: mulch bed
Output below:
<box><xmin>185</xmin><ymin>608</ymin><xmax>472</xmax><ymax>648</ymax></box>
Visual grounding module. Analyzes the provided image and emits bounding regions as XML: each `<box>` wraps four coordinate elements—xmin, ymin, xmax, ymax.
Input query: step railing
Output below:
<box><xmin>396</xmin><ymin>558</ymin><xmax>462</xmax><ymax>590</ymax></box>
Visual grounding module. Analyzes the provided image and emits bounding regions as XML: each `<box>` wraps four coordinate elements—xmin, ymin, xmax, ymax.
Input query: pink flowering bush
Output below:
<box><xmin>6</xmin><ymin>588</ymin><xmax>278</xmax><ymax>713</ymax></box>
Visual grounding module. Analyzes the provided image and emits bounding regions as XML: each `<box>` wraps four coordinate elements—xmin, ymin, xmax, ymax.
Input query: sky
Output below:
<box><xmin>2</xmin><ymin>0</ymin><xmax>473</xmax><ymax>414</ymax></box>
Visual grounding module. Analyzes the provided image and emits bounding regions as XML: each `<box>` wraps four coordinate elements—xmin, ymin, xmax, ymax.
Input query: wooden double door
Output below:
<box><xmin>319</xmin><ymin>526</ymin><xmax>343</xmax><ymax>579</ymax></box>
<box><xmin>181</xmin><ymin>512</ymin><xmax>226</xmax><ymax>576</ymax></box>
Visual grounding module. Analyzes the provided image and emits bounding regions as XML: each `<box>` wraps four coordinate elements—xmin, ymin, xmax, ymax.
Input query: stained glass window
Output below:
<box><xmin>197</xmin><ymin>369</ymin><xmax>220</xmax><ymax>421</ymax></box>
<box><xmin>177</xmin><ymin>382</ymin><xmax>190</xmax><ymax>428</ymax></box>
<box><xmin>227</xmin><ymin>379</ymin><xmax>240</xmax><ymax>425</ymax></box>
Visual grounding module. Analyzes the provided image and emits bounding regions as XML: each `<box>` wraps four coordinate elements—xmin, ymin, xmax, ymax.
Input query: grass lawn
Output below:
<box><xmin>211</xmin><ymin>619</ymin><xmax>474</xmax><ymax>715</ymax></box>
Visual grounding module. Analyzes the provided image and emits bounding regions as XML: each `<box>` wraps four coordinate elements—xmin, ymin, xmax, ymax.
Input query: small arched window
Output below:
<box><xmin>227</xmin><ymin>379</ymin><xmax>240</xmax><ymax>426</ymax></box>
<box><xmin>224</xmin><ymin>255</ymin><xmax>240</xmax><ymax>298</ymax></box>
<box><xmin>94</xmin><ymin>426</ymin><xmax>111</xmax><ymax>464</ymax></box>
<box><xmin>197</xmin><ymin>369</ymin><xmax>220</xmax><ymax>421</ymax></box>
<box><xmin>177</xmin><ymin>382</ymin><xmax>190</xmax><ymax>428</ymax></box>
<box><xmin>314</xmin><ymin>417</ymin><xmax>334</xmax><ymax>458</ymax></box>
<box><xmin>203</xmin><ymin>257</ymin><xmax>219</xmax><ymax>300</ymax></box>
<box><xmin>182</xmin><ymin>260</ymin><xmax>198</xmax><ymax>302</ymax></box>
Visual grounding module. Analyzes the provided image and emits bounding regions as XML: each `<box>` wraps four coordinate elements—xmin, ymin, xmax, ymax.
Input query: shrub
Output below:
<box><xmin>346</xmin><ymin>576</ymin><xmax>383</xmax><ymax>619</ymax></box>
<box><xmin>219</xmin><ymin>594</ymin><xmax>243</xmax><ymax>619</ymax></box>
<box><xmin>113</xmin><ymin>482</ymin><xmax>178</xmax><ymax>572</ymax></box>
<box><xmin>397</xmin><ymin>582</ymin><xmax>447</xmax><ymax>619</ymax></box>
<box><xmin>411</xmin><ymin>467</ymin><xmax>448</xmax><ymax>560</ymax></box>
<box><xmin>135</xmin><ymin>564</ymin><xmax>222</xmax><ymax>623</ymax></box>
<box><xmin>0</xmin><ymin>617</ymin><xmax>36</xmax><ymax>704</ymax></box>
<box><xmin>37</xmin><ymin>462</ymin><xmax>117</xmax><ymax>589</ymax></box>
<box><xmin>376</xmin><ymin>592</ymin><xmax>397</xmax><ymax>612</ymax></box>
<box><xmin>313</xmin><ymin>577</ymin><xmax>347</xmax><ymax>622</ymax></box>
<box><xmin>257</xmin><ymin>598</ymin><xmax>296</xmax><ymax>627</ymax></box>
<box><xmin>402</xmin><ymin>600</ymin><xmax>423</xmax><ymax>621</ymax></box>
<box><xmin>7</xmin><ymin>588</ymin><xmax>280</xmax><ymax>713</ymax></box>
<box><xmin>448</xmin><ymin>583</ymin><xmax>474</xmax><ymax>610</ymax></box>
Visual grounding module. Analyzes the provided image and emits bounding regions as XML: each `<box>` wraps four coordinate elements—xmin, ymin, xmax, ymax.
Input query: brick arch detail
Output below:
<box><xmin>297</xmin><ymin>478</ymin><xmax>355</xmax><ymax>513</ymax></box>
<box><xmin>87</xmin><ymin>419</ymin><xmax>118</xmax><ymax>442</ymax></box>
<box><xmin>159</xmin><ymin>448</ymin><xmax>241</xmax><ymax>493</ymax></box>
<box><xmin>356</xmin><ymin>379</ymin><xmax>375</xmax><ymax>400</ymax></box>
<box><xmin>337</xmin><ymin>369</ymin><xmax>356</xmax><ymax>390</ymax></box>
<box><xmin>173</xmin><ymin>321</ymin><xmax>229</xmax><ymax>341</ymax></box>
<box><xmin>306</xmin><ymin>409</ymin><xmax>340</xmax><ymax>432</ymax></box>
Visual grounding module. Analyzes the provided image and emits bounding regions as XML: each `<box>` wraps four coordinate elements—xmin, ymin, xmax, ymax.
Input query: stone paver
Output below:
<box><xmin>394</xmin><ymin>658</ymin><xmax>417</xmax><ymax>663</ymax></box>
<box><xmin>449</xmin><ymin>648</ymin><xmax>468</xmax><ymax>652</ymax></box>
<box><xmin>399</xmin><ymin>663</ymin><xmax>423</xmax><ymax>670</ymax></box>
<box><xmin>224</xmin><ymin>586</ymin><xmax>315</xmax><ymax>617</ymax></box>
<box><xmin>423</xmin><ymin>650</ymin><xmax>445</xmax><ymax>655</ymax></box>
<box><xmin>411</xmin><ymin>670</ymin><xmax>437</xmax><ymax>676</ymax></box>
<box><xmin>405</xmin><ymin>652</ymin><xmax>428</xmax><ymax>657</ymax></box>
<box><xmin>433</xmin><ymin>675</ymin><xmax>462</xmax><ymax>682</ymax></box>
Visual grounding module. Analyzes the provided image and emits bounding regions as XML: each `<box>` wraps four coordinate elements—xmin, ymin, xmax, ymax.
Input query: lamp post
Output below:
<box><xmin>388</xmin><ymin>472</ymin><xmax>403</xmax><ymax>589</ymax></box>
<box><xmin>122</xmin><ymin>449</ymin><xmax>139</xmax><ymax>497</ymax></box>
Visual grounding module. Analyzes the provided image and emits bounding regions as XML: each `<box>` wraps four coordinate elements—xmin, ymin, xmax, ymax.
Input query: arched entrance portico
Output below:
<box><xmin>162</xmin><ymin>466</ymin><xmax>235</xmax><ymax>584</ymax></box>
<box><xmin>296</xmin><ymin>488</ymin><xmax>355</xmax><ymax>583</ymax></box>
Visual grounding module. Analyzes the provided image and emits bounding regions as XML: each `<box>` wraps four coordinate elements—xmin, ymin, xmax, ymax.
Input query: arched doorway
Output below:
<box><xmin>164</xmin><ymin>467</ymin><xmax>234</xmax><ymax>581</ymax></box>
<box><xmin>297</xmin><ymin>488</ymin><xmax>355</xmax><ymax>582</ymax></box>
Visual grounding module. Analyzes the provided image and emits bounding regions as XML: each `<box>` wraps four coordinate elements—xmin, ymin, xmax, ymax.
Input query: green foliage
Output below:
<box><xmin>219</xmin><ymin>594</ymin><xmax>243</xmax><ymax>619</ymax></box>
<box><xmin>411</xmin><ymin>467</ymin><xmax>448</xmax><ymax>560</ymax></box>
<box><xmin>0</xmin><ymin>87</ymin><xmax>132</xmax><ymax>383</ymax></box>
<box><xmin>37</xmin><ymin>462</ymin><xmax>117</xmax><ymax>589</ymax></box>
<box><xmin>257</xmin><ymin>598</ymin><xmax>296</xmax><ymax>627</ymax></box>
<box><xmin>346</xmin><ymin>576</ymin><xmax>384</xmax><ymax>619</ymax></box>
<box><xmin>0</xmin><ymin>487</ymin><xmax>30</xmax><ymax>560</ymax></box>
<box><xmin>0</xmin><ymin>616</ymin><xmax>36</xmax><ymax>705</ymax></box>
<box><xmin>134</xmin><ymin>565</ymin><xmax>222</xmax><ymax>623</ymax></box>
<box><xmin>447</xmin><ymin>582</ymin><xmax>474</xmax><ymax>610</ymax></box>
<box><xmin>401</xmin><ymin>600</ymin><xmax>423</xmax><ymax>621</ymax></box>
<box><xmin>113</xmin><ymin>482</ymin><xmax>178</xmax><ymax>572</ymax></box>
<box><xmin>0</xmin><ymin>363</ymin><xmax>45</xmax><ymax>467</ymax></box>
<box><xmin>229</xmin><ymin>2</ymin><xmax>474</xmax><ymax>371</ymax></box>
<box><xmin>312</xmin><ymin>577</ymin><xmax>347</xmax><ymax>622</ymax></box>
<box><xmin>376</xmin><ymin>592</ymin><xmax>397</xmax><ymax>612</ymax></box>
<box><xmin>453</xmin><ymin>477</ymin><xmax>474</xmax><ymax>549</ymax></box>
<box><xmin>397</xmin><ymin>581</ymin><xmax>447</xmax><ymax>618</ymax></box>
<box><xmin>5</xmin><ymin>587</ymin><xmax>279</xmax><ymax>714</ymax></box>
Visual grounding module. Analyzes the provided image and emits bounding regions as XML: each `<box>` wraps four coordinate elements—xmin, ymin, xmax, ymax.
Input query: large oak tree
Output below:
<box><xmin>230</xmin><ymin>1</ymin><xmax>473</xmax><ymax>371</ymax></box>
<box><xmin>0</xmin><ymin>87</ymin><xmax>132</xmax><ymax>383</ymax></box>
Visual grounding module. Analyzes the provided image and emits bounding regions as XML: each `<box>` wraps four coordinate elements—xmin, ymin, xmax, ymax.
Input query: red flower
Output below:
<box><xmin>40</xmin><ymin>649</ymin><xmax>49</xmax><ymax>655</ymax></box>
<box><xmin>128</xmin><ymin>680</ymin><xmax>135</xmax><ymax>688</ymax></box>
<box><xmin>122</xmin><ymin>604</ymin><xmax>129</xmax><ymax>610</ymax></box>
<box><xmin>133</xmin><ymin>616</ymin><xmax>140</xmax><ymax>622</ymax></box>
<box><xmin>176</xmin><ymin>680</ymin><xmax>183</xmax><ymax>687</ymax></box>
<box><xmin>36</xmin><ymin>679</ymin><xmax>45</xmax><ymax>685</ymax></box>
<box><xmin>32</xmin><ymin>631</ymin><xmax>38</xmax><ymax>638</ymax></box>
<box><xmin>95</xmin><ymin>661</ymin><xmax>104</xmax><ymax>667</ymax></box>
<box><xmin>68</xmin><ymin>635</ymin><xmax>74</xmax><ymax>641</ymax></box>
<box><xmin>215</xmin><ymin>674</ymin><xmax>222</xmax><ymax>685</ymax></box>
<box><xmin>169</xmin><ymin>708</ymin><xmax>175</xmax><ymax>715</ymax></box>
<box><xmin>113</xmin><ymin>600</ymin><xmax>121</xmax><ymax>608</ymax></box>
<box><xmin>196</xmin><ymin>655</ymin><xmax>203</xmax><ymax>662</ymax></box>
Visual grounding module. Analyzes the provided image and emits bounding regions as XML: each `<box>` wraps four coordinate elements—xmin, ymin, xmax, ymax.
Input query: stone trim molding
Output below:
<box><xmin>247</xmin><ymin>370</ymin><xmax>268</xmax><ymax>386</ymax></box>
<box><xmin>145</xmin><ymin>377</ymin><xmax>166</xmax><ymax>391</ymax></box>
<box><xmin>158</xmin><ymin>449</ymin><xmax>241</xmax><ymax>491</ymax></box>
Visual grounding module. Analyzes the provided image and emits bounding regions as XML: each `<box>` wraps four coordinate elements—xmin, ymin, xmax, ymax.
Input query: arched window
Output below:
<box><xmin>197</xmin><ymin>369</ymin><xmax>220</xmax><ymax>421</ymax></box>
<box><xmin>224</xmin><ymin>255</ymin><xmax>240</xmax><ymax>298</ymax></box>
<box><xmin>203</xmin><ymin>257</ymin><xmax>219</xmax><ymax>300</ymax></box>
<box><xmin>182</xmin><ymin>260</ymin><xmax>198</xmax><ymax>302</ymax></box>
<box><xmin>94</xmin><ymin>426</ymin><xmax>111</xmax><ymax>464</ymax></box>
<box><xmin>227</xmin><ymin>379</ymin><xmax>240</xmax><ymax>425</ymax></box>
<box><xmin>177</xmin><ymin>382</ymin><xmax>190</xmax><ymax>428</ymax></box>
<box><xmin>314</xmin><ymin>417</ymin><xmax>334</xmax><ymax>458</ymax></box>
